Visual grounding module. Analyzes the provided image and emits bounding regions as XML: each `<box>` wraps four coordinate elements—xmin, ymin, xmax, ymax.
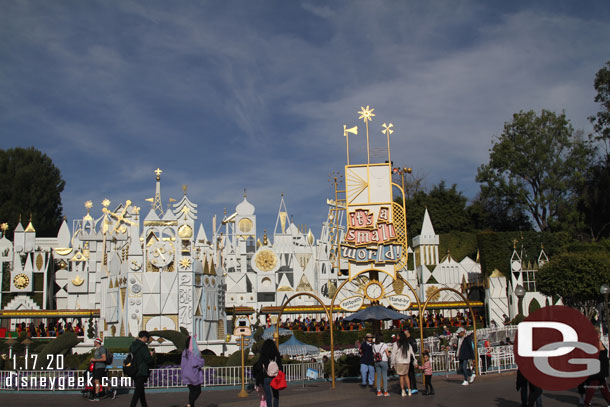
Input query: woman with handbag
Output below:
<box><xmin>254</xmin><ymin>339</ymin><xmax>284</xmax><ymax>407</ymax></box>
<box><xmin>180</xmin><ymin>336</ymin><xmax>205</xmax><ymax>407</ymax></box>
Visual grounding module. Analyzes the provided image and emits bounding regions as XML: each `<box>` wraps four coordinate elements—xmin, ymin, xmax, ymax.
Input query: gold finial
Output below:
<box><xmin>405</xmin><ymin>167</ymin><xmax>412</xmax><ymax>173</ymax></box>
<box><xmin>1</xmin><ymin>222</ymin><xmax>8</xmax><ymax>236</ymax></box>
<box><xmin>382</xmin><ymin>122</ymin><xmax>394</xmax><ymax>165</ymax></box>
<box><xmin>102</xmin><ymin>199</ymin><xmax>111</xmax><ymax>208</ymax></box>
<box><xmin>243</xmin><ymin>189</ymin><xmax>247</xmax><ymax>198</ymax></box>
<box><xmin>182</xmin><ymin>185</ymin><xmax>188</xmax><ymax>195</ymax></box>
<box><xmin>381</xmin><ymin>123</ymin><xmax>394</xmax><ymax>136</ymax></box>
<box><xmin>343</xmin><ymin>124</ymin><xmax>358</xmax><ymax>165</ymax></box>
<box><xmin>357</xmin><ymin>105</ymin><xmax>375</xmax><ymax>164</ymax></box>
<box><xmin>154</xmin><ymin>168</ymin><xmax>162</xmax><ymax>181</ymax></box>
<box><xmin>513</xmin><ymin>238</ymin><xmax>518</xmax><ymax>249</ymax></box>
<box><xmin>85</xmin><ymin>200</ymin><xmax>93</xmax><ymax>210</ymax></box>
<box><xmin>263</xmin><ymin>229</ymin><xmax>268</xmax><ymax>246</ymax></box>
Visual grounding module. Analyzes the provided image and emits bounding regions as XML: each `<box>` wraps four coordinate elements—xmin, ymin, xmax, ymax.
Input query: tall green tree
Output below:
<box><xmin>404</xmin><ymin>180</ymin><xmax>473</xmax><ymax>237</ymax></box>
<box><xmin>589</xmin><ymin>60</ymin><xmax>610</xmax><ymax>155</ymax></box>
<box><xmin>536</xmin><ymin>250</ymin><xmax>610</xmax><ymax>319</ymax></box>
<box><xmin>578</xmin><ymin>156</ymin><xmax>610</xmax><ymax>240</ymax></box>
<box><xmin>468</xmin><ymin>192</ymin><xmax>532</xmax><ymax>232</ymax></box>
<box><xmin>476</xmin><ymin>110</ymin><xmax>592</xmax><ymax>232</ymax></box>
<box><xmin>0</xmin><ymin>147</ymin><xmax>65</xmax><ymax>237</ymax></box>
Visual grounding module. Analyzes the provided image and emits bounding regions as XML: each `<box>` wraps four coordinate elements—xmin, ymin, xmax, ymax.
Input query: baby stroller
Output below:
<box><xmin>81</xmin><ymin>362</ymin><xmax>96</xmax><ymax>399</ymax></box>
<box><xmin>81</xmin><ymin>362</ymin><xmax>117</xmax><ymax>400</ymax></box>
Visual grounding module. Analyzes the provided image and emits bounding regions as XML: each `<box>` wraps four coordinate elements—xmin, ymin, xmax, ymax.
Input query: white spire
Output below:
<box><xmin>421</xmin><ymin>208</ymin><xmax>435</xmax><ymax>237</ymax></box>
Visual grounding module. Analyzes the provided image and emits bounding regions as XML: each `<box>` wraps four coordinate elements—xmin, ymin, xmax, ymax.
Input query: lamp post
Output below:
<box><xmin>5</xmin><ymin>337</ymin><xmax>16</xmax><ymax>361</ymax></box>
<box><xmin>392</xmin><ymin>167</ymin><xmax>413</xmax><ymax>200</ymax></box>
<box><xmin>515</xmin><ymin>285</ymin><xmax>526</xmax><ymax>317</ymax></box>
<box><xmin>600</xmin><ymin>284</ymin><xmax>609</xmax><ymax>344</ymax></box>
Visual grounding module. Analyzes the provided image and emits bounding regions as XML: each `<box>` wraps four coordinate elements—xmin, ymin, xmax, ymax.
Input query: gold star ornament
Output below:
<box><xmin>358</xmin><ymin>105</ymin><xmax>375</xmax><ymax>123</ymax></box>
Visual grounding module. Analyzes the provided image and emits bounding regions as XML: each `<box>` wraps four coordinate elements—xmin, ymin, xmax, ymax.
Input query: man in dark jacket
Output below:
<box><xmin>456</xmin><ymin>327</ymin><xmax>475</xmax><ymax>385</ymax></box>
<box><xmin>404</xmin><ymin>328</ymin><xmax>419</xmax><ymax>394</ymax></box>
<box><xmin>129</xmin><ymin>330</ymin><xmax>154</xmax><ymax>407</ymax></box>
<box><xmin>359</xmin><ymin>333</ymin><xmax>375</xmax><ymax>387</ymax></box>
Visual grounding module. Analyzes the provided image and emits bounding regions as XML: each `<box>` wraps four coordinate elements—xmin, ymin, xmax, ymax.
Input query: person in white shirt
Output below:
<box><xmin>391</xmin><ymin>331</ymin><xmax>416</xmax><ymax>397</ymax></box>
<box><xmin>373</xmin><ymin>333</ymin><xmax>391</xmax><ymax>397</ymax></box>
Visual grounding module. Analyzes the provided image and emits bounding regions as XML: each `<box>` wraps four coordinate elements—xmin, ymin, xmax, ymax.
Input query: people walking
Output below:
<box><xmin>180</xmin><ymin>336</ymin><xmax>205</xmax><ymax>407</ymax></box>
<box><xmin>89</xmin><ymin>337</ymin><xmax>113</xmax><ymax>401</ymax></box>
<box><xmin>583</xmin><ymin>328</ymin><xmax>610</xmax><ymax>407</ymax></box>
<box><xmin>516</xmin><ymin>369</ymin><xmax>542</xmax><ymax>407</ymax></box>
<box><xmin>359</xmin><ymin>333</ymin><xmax>375</xmax><ymax>388</ymax></box>
<box><xmin>253</xmin><ymin>339</ymin><xmax>283</xmax><ymax>407</ymax></box>
<box><xmin>391</xmin><ymin>331</ymin><xmax>416</xmax><ymax>397</ymax></box>
<box><xmin>129</xmin><ymin>330</ymin><xmax>154</xmax><ymax>407</ymax></box>
<box><xmin>373</xmin><ymin>333</ymin><xmax>391</xmax><ymax>396</ymax></box>
<box><xmin>456</xmin><ymin>327</ymin><xmax>475</xmax><ymax>385</ymax></box>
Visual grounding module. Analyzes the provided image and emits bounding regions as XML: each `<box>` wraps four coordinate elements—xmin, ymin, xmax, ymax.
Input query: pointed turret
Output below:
<box><xmin>274</xmin><ymin>194</ymin><xmax>289</xmax><ymax>236</ymax></box>
<box><xmin>14</xmin><ymin>216</ymin><xmax>25</xmax><ymax>253</ymax></box>
<box><xmin>412</xmin><ymin>208</ymin><xmax>439</xmax><ymax>266</ymax></box>
<box><xmin>57</xmin><ymin>218</ymin><xmax>71</xmax><ymax>248</ymax></box>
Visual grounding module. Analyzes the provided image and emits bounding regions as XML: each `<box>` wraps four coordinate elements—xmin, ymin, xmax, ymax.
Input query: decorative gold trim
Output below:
<box><xmin>144</xmin><ymin>220</ymin><xmax>178</xmax><ymax>226</ymax></box>
<box><xmin>54</xmin><ymin>247</ymin><xmax>73</xmax><ymax>256</ymax></box>
<box><xmin>72</xmin><ymin>275</ymin><xmax>85</xmax><ymax>286</ymax></box>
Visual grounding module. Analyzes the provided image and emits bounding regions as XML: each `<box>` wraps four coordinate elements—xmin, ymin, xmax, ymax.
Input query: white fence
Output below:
<box><xmin>0</xmin><ymin>362</ymin><xmax>323</xmax><ymax>391</ymax></box>
<box><xmin>428</xmin><ymin>345</ymin><xmax>516</xmax><ymax>375</ymax></box>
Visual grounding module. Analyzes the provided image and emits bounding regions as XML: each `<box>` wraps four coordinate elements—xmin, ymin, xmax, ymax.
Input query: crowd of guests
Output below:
<box><xmin>274</xmin><ymin>310</ymin><xmax>481</xmax><ymax>333</ymax></box>
<box><xmin>15</xmin><ymin>320</ymin><xmax>84</xmax><ymax>337</ymax></box>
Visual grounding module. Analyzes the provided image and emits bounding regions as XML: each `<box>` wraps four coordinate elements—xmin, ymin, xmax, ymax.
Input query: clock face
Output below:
<box><xmin>13</xmin><ymin>274</ymin><xmax>29</xmax><ymax>289</ymax></box>
<box><xmin>365</xmin><ymin>281</ymin><xmax>384</xmax><ymax>301</ymax></box>
<box><xmin>149</xmin><ymin>241</ymin><xmax>174</xmax><ymax>268</ymax></box>
<box><xmin>254</xmin><ymin>249</ymin><xmax>277</xmax><ymax>272</ymax></box>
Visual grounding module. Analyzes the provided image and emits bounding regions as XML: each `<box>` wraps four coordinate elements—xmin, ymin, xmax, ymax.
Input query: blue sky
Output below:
<box><xmin>1</xmin><ymin>1</ymin><xmax>609</xmax><ymax>237</ymax></box>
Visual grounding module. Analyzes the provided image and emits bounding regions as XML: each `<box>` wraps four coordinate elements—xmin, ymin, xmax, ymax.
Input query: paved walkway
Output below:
<box><xmin>0</xmin><ymin>372</ymin><xmax>603</xmax><ymax>406</ymax></box>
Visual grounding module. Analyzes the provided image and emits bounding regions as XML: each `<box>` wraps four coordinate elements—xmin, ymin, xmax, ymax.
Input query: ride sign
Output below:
<box><xmin>514</xmin><ymin>305</ymin><xmax>599</xmax><ymax>391</ymax></box>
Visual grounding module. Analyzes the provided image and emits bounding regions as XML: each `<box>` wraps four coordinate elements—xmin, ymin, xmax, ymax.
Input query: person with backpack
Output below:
<box><xmin>129</xmin><ymin>331</ymin><xmax>155</xmax><ymax>407</ymax></box>
<box><xmin>180</xmin><ymin>336</ymin><xmax>205</xmax><ymax>407</ymax></box>
<box><xmin>253</xmin><ymin>339</ymin><xmax>283</xmax><ymax>407</ymax></box>
<box><xmin>373</xmin><ymin>333</ymin><xmax>391</xmax><ymax>397</ymax></box>
<box><xmin>89</xmin><ymin>337</ymin><xmax>114</xmax><ymax>401</ymax></box>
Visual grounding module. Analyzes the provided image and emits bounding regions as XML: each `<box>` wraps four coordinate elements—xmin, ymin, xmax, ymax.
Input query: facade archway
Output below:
<box><xmin>275</xmin><ymin>292</ymin><xmax>333</xmax><ymax>387</ymax></box>
<box><xmin>421</xmin><ymin>286</ymin><xmax>479</xmax><ymax>375</ymax></box>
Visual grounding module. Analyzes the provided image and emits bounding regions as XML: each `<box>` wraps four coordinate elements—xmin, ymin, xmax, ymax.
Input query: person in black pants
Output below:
<box><xmin>404</xmin><ymin>328</ymin><xmax>418</xmax><ymax>394</ymax></box>
<box><xmin>129</xmin><ymin>331</ymin><xmax>154</xmax><ymax>407</ymax></box>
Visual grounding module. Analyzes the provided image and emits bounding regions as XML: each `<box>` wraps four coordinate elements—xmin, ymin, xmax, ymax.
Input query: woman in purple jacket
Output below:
<box><xmin>181</xmin><ymin>336</ymin><xmax>205</xmax><ymax>407</ymax></box>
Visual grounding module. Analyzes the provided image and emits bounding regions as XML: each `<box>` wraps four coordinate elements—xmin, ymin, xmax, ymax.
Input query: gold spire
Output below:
<box><xmin>154</xmin><ymin>168</ymin><xmax>162</xmax><ymax>181</ymax></box>
<box><xmin>25</xmin><ymin>213</ymin><xmax>35</xmax><ymax>233</ymax></box>
<box><xmin>182</xmin><ymin>184</ymin><xmax>188</xmax><ymax>195</ymax></box>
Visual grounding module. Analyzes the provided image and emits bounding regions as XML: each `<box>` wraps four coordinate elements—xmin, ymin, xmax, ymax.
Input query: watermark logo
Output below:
<box><xmin>514</xmin><ymin>305</ymin><xmax>599</xmax><ymax>390</ymax></box>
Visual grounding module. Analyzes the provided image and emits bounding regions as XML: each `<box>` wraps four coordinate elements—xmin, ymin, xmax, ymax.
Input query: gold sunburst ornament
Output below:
<box><xmin>357</xmin><ymin>105</ymin><xmax>375</xmax><ymax>164</ymax></box>
<box><xmin>13</xmin><ymin>274</ymin><xmax>29</xmax><ymax>289</ymax></box>
<box><xmin>426</xmin><ymin>285</ymin><xmax>440</xmax><ymax>302</ymax></box>
<box><xmin>179</xmin><ymin>258</ymin><xmax>192</xmax><ymax>269</ymax></box>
